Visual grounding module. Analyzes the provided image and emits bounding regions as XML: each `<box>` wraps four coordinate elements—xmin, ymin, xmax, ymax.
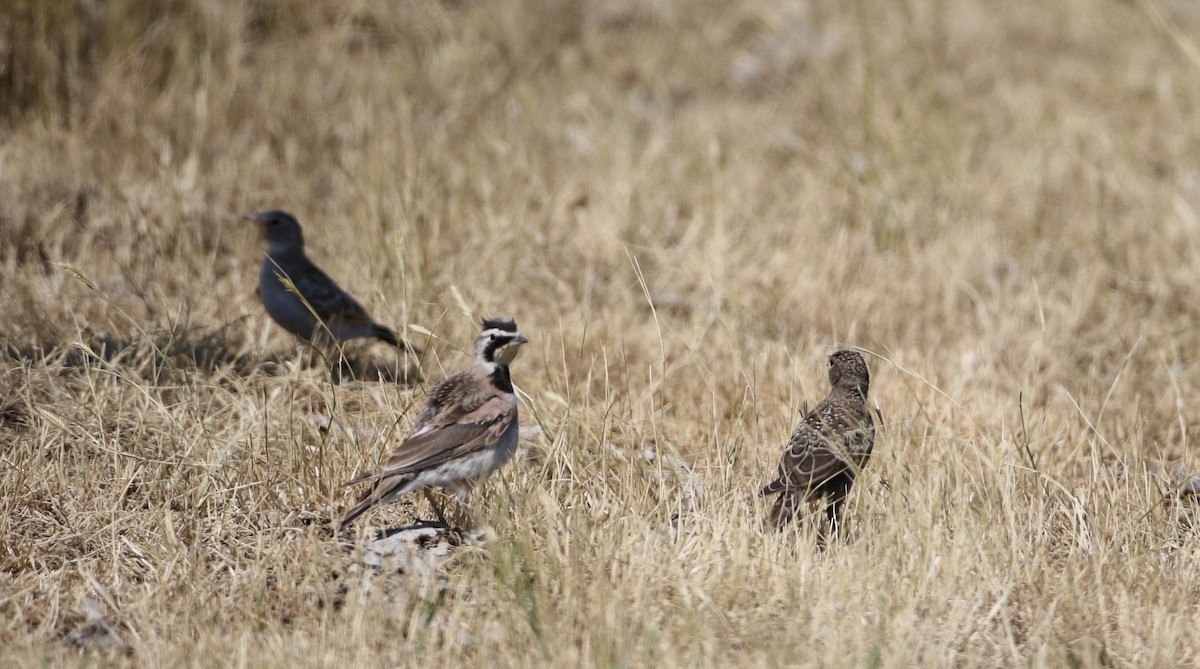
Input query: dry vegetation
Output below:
<box><xmin>3</xmin><ymin>0</ymin><xmax>1200</xmax><ymax>666</ymax></box>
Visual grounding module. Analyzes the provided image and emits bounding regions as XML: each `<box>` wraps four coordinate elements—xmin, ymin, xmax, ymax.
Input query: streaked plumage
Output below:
<box><xmin>761</xmin><ymin>350</ymin><xmax>875</xmax><ymax>535</ymax></box>
<box><xmin>246</xmin><ymin>210</ymin><xmax>419</xmax><ymax>355</ymax></box>
<box><xmin>340</xmin><ymin>317</ymin><xmax>528</xmax><ymax>529</ymax></box>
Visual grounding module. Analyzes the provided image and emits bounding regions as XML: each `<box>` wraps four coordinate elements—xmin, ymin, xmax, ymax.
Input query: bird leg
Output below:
<box><xmin>453</xmin><ymin>486</ymin><xmax>478</xmax><ymax>527</ymax></box>
<box><xmin>816</xmin><ymin>494</ymin><xmax>849</xmax><ymax>548</ymax></box>
<box><xmin>325</xmin><ymin>339</ymin><xmax>362</xmax><ymax>382</ymax></box>
<box><xmin>423</xmin><ymin>489</ymin><xmax>451</xmax><ymax>527</ymax></box>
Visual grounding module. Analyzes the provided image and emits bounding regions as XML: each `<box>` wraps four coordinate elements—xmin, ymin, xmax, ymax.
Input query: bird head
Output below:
<box><xmin>828</xmin><ymin>349</ymin><xmax>869</xmax><ymax>393</ymax></box>
<box><xmin>476</xmin><ymin>317</ymin><xmax>528</xmax><ymax>365</ymax></box>
<box><xmin>244</xmin><ymin>210</ymin><xmax>304</xmax><ymax>253</ymax></box>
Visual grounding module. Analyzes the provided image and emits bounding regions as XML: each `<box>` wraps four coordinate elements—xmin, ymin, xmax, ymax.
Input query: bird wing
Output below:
<box><xmin>343</xmin><ymin>395</ymin><xmax>515</xmax><ymax>486</ymax></box>
<box><xmin>343</xmin><ymin>368</ymin><xmax>515</xmax><ymax>487</ymax></box>
<box><xmin>760</xmin><ymin>427</ymin><xmax>848</xmax><ymax>496</ymax></box>
<box><xmin>409</xmin><ymin>370</ymin><xmax>474</xmax><ymax>431</ymax></box>
<box><xmin>760</xmin><ymin>397</ymin><xmax>873</xmax><ymax>496</ymax></box>
<box><xmin>285</xmin><ymin>266</ymin><xmax>374</xmax><ymax>325</ymax></box>
<box><xmin>338</xmin><ymin>402</ymin><xmax>511</xmax><ymax>527</ymax></box>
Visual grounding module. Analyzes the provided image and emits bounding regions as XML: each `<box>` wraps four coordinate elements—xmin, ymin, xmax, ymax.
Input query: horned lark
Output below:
<box><xmin>245</xmin><ymin>210</ymin><xmax>419</xmax><ymax>355</ymax></box>
<box><xmin>339</xmin><ymin>317</ymin><xmax>529</xmax><ymax>529</ymax></box>
<box><xmin>761</xmin><ymin>350</ymin><xmax>875</xmax><ymax>536</ymax></box>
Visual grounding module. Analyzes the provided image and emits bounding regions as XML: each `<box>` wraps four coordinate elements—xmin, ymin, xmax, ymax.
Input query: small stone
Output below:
<box><xmin>362</xmin><ymin>525</ymin><xmax>455</xmax><ymax>573</ymax></box>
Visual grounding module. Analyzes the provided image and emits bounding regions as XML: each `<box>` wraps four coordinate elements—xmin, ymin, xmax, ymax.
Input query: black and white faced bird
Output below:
<box><xmin>245</xmin><ymin>210</ymin><xmax>420</xmax><ymax>356</ymax></box>
<box><xmin>761</xmin><ymin>350</ymin><xmax>875</xmax><ymax>537</ymax></box>
<box><xmin>339</xmin><ymin>317</ymin><xmax>529</xmax><ymax>529</ymax></box>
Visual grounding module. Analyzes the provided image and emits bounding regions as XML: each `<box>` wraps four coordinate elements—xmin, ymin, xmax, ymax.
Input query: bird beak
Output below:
<box><xmin>494</xmin><ymin>334</ymin><xmax>528</xmax><ymax>365</ymax></box>
<box><xmin>244</xmin><ymin>213</ymin><xmax>267</xmax><ymax>240</ymax></box>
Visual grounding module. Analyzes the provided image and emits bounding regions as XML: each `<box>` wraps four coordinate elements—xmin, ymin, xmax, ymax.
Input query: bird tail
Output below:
<box><xmin>759</xmin><ymin>478</ymin><xmax>785</xmax><ymax>497</ymax></box>
<box><xmin>768</xmin><ymin>490</ymin><xmax>798</xmax><ymax>529</ymax></box>
<box><xmin>339</xmin><ymin>474</ymin><xmax>413</xmax><ymax>530</ymax></box>
<box><xmin>339</xmin><ymin>495</ymin><xmax>376</xmax><ymax>531</ymax></box>
<box><xmin>372</xmin><ymin>323</ymin><xmax>422</xmax><ymax>356</ymax></box>
<box><xmin>339</xmin><ymin>492</ymin><xmax>383</xmax><ymax>530</ymax></box>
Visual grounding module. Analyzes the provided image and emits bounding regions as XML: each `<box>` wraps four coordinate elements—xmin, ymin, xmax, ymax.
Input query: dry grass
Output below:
<box><xmin>3</xmin><ymin>0</ymin><xmax>1200</xmax><ymax>666</ymax></box>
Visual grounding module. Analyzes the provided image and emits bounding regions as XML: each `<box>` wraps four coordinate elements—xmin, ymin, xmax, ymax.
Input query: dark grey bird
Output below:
<box><xmin>340</xmin><ymin>317</ymin><xmax>528</xmax><ymax>529</ymax></box>
<box><xmin>761</xmin><ymin>350</ymin><xmax>875</xmax><ymax>537</ymax></box>
<box><xmin>245</xmin><ymin>210</ymin><xmax>419</xmax><ymax>356</ymax></box>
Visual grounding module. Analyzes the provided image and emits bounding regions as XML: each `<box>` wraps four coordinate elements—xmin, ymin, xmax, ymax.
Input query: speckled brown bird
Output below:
<box><xmin>339</xmin><ymin>317</ymin><xmax>528</xmax><ymax>529</ymax></box>
<box><xmin>761</xmin><ymin>350</ymin><xmax>875</xmax><ymax>536</ymax></box>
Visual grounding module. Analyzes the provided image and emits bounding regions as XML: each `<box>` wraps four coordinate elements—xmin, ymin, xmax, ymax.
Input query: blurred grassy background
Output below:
<box><xmin>3</xmin><ymin>0</ymin><xmax>1200</xmax><ymax>666</ymax></box>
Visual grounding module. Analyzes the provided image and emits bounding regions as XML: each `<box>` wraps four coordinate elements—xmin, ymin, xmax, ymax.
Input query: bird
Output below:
<box><xmin>245</xmin><ymin>210</ymin><xmax>420</xmax><ymax>356</ymax></box>
<box><xmin>760</xmin><ymin>349</ymin><xmax>875</xmax><ymax>538</ymax></box>
<box><xmin>339</xmin><ymin>317</ymin><xmax>529</xmax><ymax>529</ymax></box>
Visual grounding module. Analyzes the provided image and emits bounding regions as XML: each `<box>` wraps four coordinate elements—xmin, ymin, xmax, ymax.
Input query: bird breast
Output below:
<box><xmin>258</xmin><ymin>260</ymin><xmax>318</xmax><ymax>334</ymax></box>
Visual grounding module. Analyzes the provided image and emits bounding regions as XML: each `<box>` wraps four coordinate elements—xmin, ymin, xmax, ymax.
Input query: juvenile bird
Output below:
<box><xmin>340</xmin><ymin>317</ymin><xmax>528</xmax><ymax>529</ymax></box>
<box><xmin>761</xmin><ymin>349</ymin><xmax>875</xmax><ymax>537</ymax></box>
<box><xmin>245</xmin><ymin>210</ymin><xmax>419</xmax><ymax>356</ymax></box>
